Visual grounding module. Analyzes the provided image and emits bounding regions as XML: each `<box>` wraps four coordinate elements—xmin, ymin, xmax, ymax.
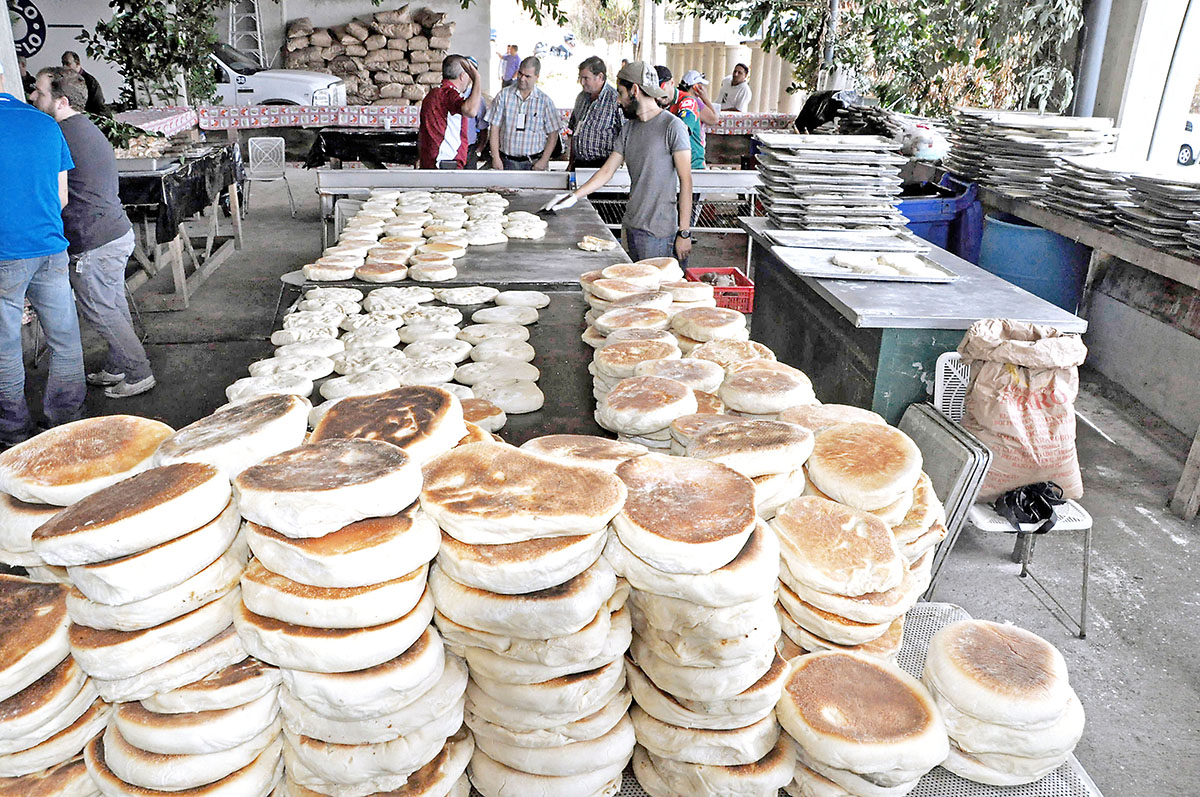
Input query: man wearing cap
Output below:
<box><xmin>543</xmin><ymin>61</ymin><xmax>694</xmax><ymax>265</ymax></box>
<box><xmin>487</xmin><ymin>56</ymin><xmax>561</xmax><ymax>171</ymax></box>
<box><xmin>0</xmin><ymin>62</ymin><xmax>86</xmax><ymax>447</ymax></box>
<box><xmin>717</xmin><ymin>63</ymin><xmax>753</xmax><ymax>112</ymax></box>
<box><xmin>418</xmin><ymin>55</ymin><xmax>482</xmax><ymax>170</ymax></box>
<box><xmin>657</xmin><ymin>66</ymin><xmax>720</xmax><ymax>171</ymax></box>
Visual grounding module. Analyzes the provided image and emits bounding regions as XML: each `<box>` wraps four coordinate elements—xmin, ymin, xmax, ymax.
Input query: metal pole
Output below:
<box><xmin>1072</xmin><ymin>0</ymin><xmax>1114</xmax><ymax>116</ymax></box>
<box><xmin>823</xmin><ymin>0</ymin><xmax>839</xmax><ymax>70</ymax></box>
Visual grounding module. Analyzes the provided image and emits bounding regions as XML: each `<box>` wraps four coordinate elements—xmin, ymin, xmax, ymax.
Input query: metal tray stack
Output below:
<box><xmin>754</xmin><ymin>133</ymin><xmax>908</xmax><ymax>231</ymax></box>
<box><xmin>945</xmin><ymin>110</ymin><xmax>1117</xmax><ymax>201</ymax></box>
<box><xmin>1044</xmin><ymin>154</ymin><xmax>1135</xmax><ymax>226</ymax></box>
<box><xmin>1113</xmin><ymin>172</ymin><xmax>1200</xmax><ymax>257</ymax></box>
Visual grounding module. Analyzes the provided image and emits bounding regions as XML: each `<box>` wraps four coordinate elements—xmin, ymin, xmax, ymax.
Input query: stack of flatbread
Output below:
<box><xmin>578</xmin><ymin>258</ymin><xmax>685</xmax><ymax>347</ymax></box>
<box><xmin>0</xmin><ymin>416</ymin><xmax>175</xmax><ymax>580</ymax></box>
<box><xmin>780</xmin><ymin>651</ymin><xmax>948</xmax><ymax>797</ymax></box>
<box><xmin>924</xmin><ymin>620</ymin><xmax>1085</xmax><ymax>786</ymax></box>
<box><xmin>670</xmin><ymin>307</ymin><xmax>749</xmax><ymax>354</ymax></box>
<box><xmin>685</xmin><ymin>419</ymin><xmax>814</xmax><ymax>521</ymax></box>
<box><xmin>0</xmin><ymin>575</ymin><xmax>109</xmax><ymax>789</ymax></box>
<box><xmin>685</xmin><ymin>339</ymin><xmax>777</xmax><ymax>371</ymax></box>
<box><xmin>719</xmin><ymin>361</ymin><xmax>818</xmax><ymax>420</ymax></box>
<box><xmin>770</xmin><ymin>496</ymin><xmax>929</xmax><ymax>664</ymax></box>
<box><xmin>24</xmin><ymin>456</ymin><xmax>282</xmax><ymax>794</ymax></box>
<box><xmin>519</xmin><ymin>434</ymin><xmax>649</xmax><ymax>474</ymax></box>
<box><xmin>420</xmin><ymin>442</ymin><xmax>635</xmax><ymax>797</ymax></box>
<box><xmin>605</xmin><ymin>454</ymin><xmax>793</xmax><ymax>797</ymax></box>
<box><xmin>231</xmin><ymin>438</ymin><xmax>472</xmax><ymax>795</ymax></box>
<box><xmin>589</xmin><ymin>339</ymin><xmax>682</xmax><ymax>403</ymax></box>
<box><xmin>596</xmin><ymin>376</ymin><xmax>699</xmax><ymax>450</ymax></box>
<box><xmin>804</xmin><ymin>421</ymin><xmax>947</xmax><ymax>556</ymax></box>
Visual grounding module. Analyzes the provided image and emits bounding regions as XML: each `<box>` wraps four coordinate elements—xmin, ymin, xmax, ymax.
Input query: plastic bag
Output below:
<box><xmin>958</xmin><ymin>319</ymin><xmax>1088</xmax><ymax>500</ymax></box>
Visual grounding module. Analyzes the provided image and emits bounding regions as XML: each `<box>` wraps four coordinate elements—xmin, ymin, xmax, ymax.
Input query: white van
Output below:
<box><xmin>210</xmin><ymin>45</ymin><xmax>346</xmax><ymax>106</ymax></box>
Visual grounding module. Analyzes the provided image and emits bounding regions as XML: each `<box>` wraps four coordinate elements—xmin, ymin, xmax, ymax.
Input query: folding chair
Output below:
<box><xmin>934</xmin><ymin>351</ymin><xmax>1092</xmax><ymax>638</ymax></box>
<box><xmin>244</xmin><ymin>137</ymin><xmax>295</xmax><ymax>218</ymax></box>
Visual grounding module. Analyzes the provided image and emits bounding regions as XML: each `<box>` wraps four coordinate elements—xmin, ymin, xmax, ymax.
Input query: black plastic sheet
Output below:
<box><xmin>119</xmin><ymin>144</ymin><xmax>243</xmax><ymax>242</ymax></box>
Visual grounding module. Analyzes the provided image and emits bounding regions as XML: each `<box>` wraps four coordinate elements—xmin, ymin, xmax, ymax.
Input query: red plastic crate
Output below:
<box><xmin>684</xmin><ymin>267</ymin><xmax>755</xmax><ymax>313</ymax></box>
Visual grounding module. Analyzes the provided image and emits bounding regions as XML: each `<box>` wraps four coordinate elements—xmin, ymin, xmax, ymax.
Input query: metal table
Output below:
<box><xmin>286</xmin><ymin>191</ymin><xmax>626</xmax><ymax>289</ymax></box>
<box><xmin>741</xmin><ymin>217</ymin><xmax>1087</xmax><ymax>423</ymax></box>
<box><xmin>272</xmin><ymin>288</ymin><xmax>603</xmax><ymax>447</ymax></box>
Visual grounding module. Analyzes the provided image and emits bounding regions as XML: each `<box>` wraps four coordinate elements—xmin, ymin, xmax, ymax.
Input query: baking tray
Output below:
<box><xmin>771</xmin><ymin>246</ymin><xmax>959</xmax><ymax>283</ymax></box>
<box><xmin>764</xmin><ymin>229</ymin><xmax>930</xmax><ymax>252</ymax></box>
<box><xmin>116</xmin><ymin>156</ymin><xmax>177</xmax><ymax>172</ymax></box>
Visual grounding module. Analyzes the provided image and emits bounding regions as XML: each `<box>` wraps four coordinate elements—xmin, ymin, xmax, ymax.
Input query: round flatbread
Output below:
<box><xmin>472</xmin><ymin>380</ymin><xmax>544</xmax><ymax>414</ymax></box>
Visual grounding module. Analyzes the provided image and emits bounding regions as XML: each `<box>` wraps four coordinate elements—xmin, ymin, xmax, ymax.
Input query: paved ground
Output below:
<box><xmin>20</xmin><ymin>167</ymin><xmax>1198</xmax><ymax>796</ymax></box>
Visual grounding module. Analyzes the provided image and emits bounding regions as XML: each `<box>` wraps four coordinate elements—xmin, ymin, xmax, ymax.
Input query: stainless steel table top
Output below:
<box><xmin>285</xmin><ymin>192</ymin><xmax>627</xmax><ymax>289</ymax></box>
<box><xmin>742</xmin><ymin>217</ymin><xmax>1088</xmax><ymax>332</ymax></box>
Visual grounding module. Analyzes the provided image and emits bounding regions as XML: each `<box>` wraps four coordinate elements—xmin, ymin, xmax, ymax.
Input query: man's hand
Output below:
<box><xmin>543</xmin><ymin>193</ymin><xmax>578</xmax><ymax>212</ymax></box>
<box><xmin>492</xmin><ymin>156</ymin><xmax>505</xmax><ymax>170</ymax></box>
<box><xmin>532</xmin><ymin>158</ymin><xmax>550</xmax><ymax>171</ymax></box>
<box><xmin>675</xmin><ymin>234</ymin><xmax>693</xmax><ymax>261</ymax></box>
<box><xmin>694</xmin><ymin>83</ymin><xmax>711</xmax><ymax>104</ymax></box>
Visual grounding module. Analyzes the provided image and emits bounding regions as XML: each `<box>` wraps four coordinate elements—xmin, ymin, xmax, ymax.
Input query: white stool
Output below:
<box><xmin>966</xmin><ymin>500</ymin><xmax>1093</xmax><ymax>638</ymax></box>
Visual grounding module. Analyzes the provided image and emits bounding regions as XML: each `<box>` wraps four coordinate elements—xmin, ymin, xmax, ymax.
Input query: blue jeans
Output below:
<box><xmin>0</xmin><ymin>250</ymin><xmax>85</xmax><ymax>439</ymax></box>
<box><xmin>69</xmin><ymin>230</ymin><xmax>152</xmax><ymax>383</ymax></box>
<box><xmin>501</xmin><ymin>155</ymin><xmax>535</xmax><ymax>171</ymax></box>
<box><xmin>625</xmin><ymin>227</ymin><xmax>689</xmax><ymax>269</ymax></box>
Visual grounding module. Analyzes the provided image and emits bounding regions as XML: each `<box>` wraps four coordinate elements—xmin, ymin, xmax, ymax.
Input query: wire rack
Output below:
<box><xmin>471</xmin><ymin>603</ymin><xmax>1103</xmax><ymax>797</ymax></box>
<box><xmin>589</xmin><ymin>197</ymin><xmax>757</xmax><ymax>233</ymax></box>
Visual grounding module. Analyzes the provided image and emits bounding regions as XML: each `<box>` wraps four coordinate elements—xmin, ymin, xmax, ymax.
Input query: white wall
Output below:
<box><xmin>272</xmin><ymin>0</ymin><xmax>493</xmax><ymax>93</ymax></box>
<box><xmin>14</xmin><ymin>0</ymin><xmax>123</xmax><ymax>100</ymax></box>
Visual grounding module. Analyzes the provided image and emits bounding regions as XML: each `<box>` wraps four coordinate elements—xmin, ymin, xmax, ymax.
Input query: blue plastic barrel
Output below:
<box><xmin>978</xmin><ymin>213</ymin><xmax>1090</xmax><ymax>313</ymax></box>
<box><xmin>898</xmin><ymin>175</ymin><xmax>983</xmax><ymax>263</ymax></box>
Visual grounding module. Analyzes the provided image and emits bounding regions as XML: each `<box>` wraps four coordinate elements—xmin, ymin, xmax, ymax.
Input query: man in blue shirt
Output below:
<box><xmin>0</xmin><ymin>65</ymin><xmax>86</xmax><ymax>448</ymax></box>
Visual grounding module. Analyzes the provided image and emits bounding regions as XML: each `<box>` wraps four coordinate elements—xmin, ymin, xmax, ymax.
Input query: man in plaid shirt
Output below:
<box><xmin>567</xmin><ymin>56</ymin><xmax>623</xmax><ymax>169</ymax></box>
<box><xmin>486</xmin><ymin>56</ymin><xmax>561</xmax><ymax>171</ymax></box>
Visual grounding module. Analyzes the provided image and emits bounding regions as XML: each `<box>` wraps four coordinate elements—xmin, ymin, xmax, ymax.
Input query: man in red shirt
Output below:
<box><xmin>418</xmin><ymin>56</ymin><xmax>482</xmax><ymax>170</ymax></box>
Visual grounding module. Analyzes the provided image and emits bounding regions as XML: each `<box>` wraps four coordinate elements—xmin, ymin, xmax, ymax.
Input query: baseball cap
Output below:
<box><xmin>617</xmin><ymin>60</ymin><xmax>668</xmax><ymax>100</ymax></box>
<box><xmin>681</xmin><ymin>69</ymin><xmax>709</xmax><ymax>87</ymax></box>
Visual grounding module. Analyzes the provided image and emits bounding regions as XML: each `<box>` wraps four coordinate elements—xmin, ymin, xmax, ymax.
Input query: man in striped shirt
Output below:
<box><xmin>568</xmin><ymin>56</ymin><xmax>623</xmax><ymax>169</ymax></box>
<box><xmin>418</xmin><ymin>55</ymin><xmax>482</xmax><ymax>170</ymax></box>
<box><xmin>487</xmin><ymin>57</ymin><xmax>561</xmax><ymax>171</ymax></box>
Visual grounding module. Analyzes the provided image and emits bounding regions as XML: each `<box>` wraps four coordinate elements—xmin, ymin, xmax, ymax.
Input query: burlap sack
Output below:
<box><xmin>958</xmin><ymin>319</ymin><xmax>1088</xmax><ymax>500</ymax></box>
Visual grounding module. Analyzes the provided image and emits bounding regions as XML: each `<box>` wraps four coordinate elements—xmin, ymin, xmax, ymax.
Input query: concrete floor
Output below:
<box><xmin>30</xmin><ymin>168</ymin><xmax>1199</xmax><ymax>796</ymax></box>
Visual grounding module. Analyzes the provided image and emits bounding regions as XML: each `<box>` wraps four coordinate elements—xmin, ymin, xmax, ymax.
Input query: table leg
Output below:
<box><xmin>228</xmin><ymin>182</ymin><xmax>243</xmax><ymax>249</ymax></box>
<box><xmin>1170</xmin><ymin>425</ymin><xmax>1200</xmax><ymax>520</ymax></box>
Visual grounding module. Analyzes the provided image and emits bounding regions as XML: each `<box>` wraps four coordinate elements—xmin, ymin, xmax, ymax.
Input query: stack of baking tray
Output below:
<box><xmin>945</xmin><ymin>110</ymin><xmax>1117</xmax><ymax>200</ymax></box>
<box><xmin>1112</xmin><ymin>172</ymin><xmax>1200</xmax><ymax>257</ymax></box>
<box><xmin>1044</xmin><ymin>154</ymin><xmax>1135</xmax><ymax>226</ymax></box>
<box><xmin>754</xmin><ymin>132</ymin><xmax>908</xmax><ymax>231</ymax></box>
<box><xmin>897</xmin><ymin>402</ymin><xmax>992</xmax><ymax>594</ymax></box>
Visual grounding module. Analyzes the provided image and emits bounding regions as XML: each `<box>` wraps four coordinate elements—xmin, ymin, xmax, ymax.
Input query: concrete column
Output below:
<box><xmin>748</xmin><ymin>42</ymin><xmax>766</xmax><ymax>113</ymax></box>
<box><xmin>779</xmin><ymin>59</ymin><xmax>803</xmax><ymax>115</ymax></box>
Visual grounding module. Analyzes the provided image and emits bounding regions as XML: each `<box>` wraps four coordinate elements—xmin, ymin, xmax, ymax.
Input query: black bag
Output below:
<box><xmin>993</xmin><ymin>482</ymin><xmax>1066</xmax><ymax>535</ymax></box>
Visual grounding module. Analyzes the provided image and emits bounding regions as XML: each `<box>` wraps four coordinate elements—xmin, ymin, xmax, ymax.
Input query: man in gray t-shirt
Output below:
<box><xmin>547</xmin><ymin>61</ymin><xmax>693</xmax><ymax>265</ymax></box>
<box><xmin>32</xmin><ymin>68</ymin><xmax>155</xmax><ymax>399</ymax></box>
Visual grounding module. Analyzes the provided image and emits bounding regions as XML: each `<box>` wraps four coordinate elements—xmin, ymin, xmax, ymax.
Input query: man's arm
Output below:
<box><xmin>572</xmin><ymin>150</ymin><xmax>624</xmax><ymax>199</ymax></box>
<box><xmin>460</xmin><ymin>64</ymin><xmax>482</xmax><ymax>118</ymax></box>
<box><xmin>673</xmin><ymin>149</ymin><xmax>693</xmax><ymax>260</ymax></box>
<box><xmin>489</xmin><ymin>125</ymin><xmax>504</xmax><ymax>170</ymax></box>
<box><xmin>58</xmin><ymin>172</ymin><xmax>69</xmax><ymax>208</ymax></box>
<box><xmin>534</xmin><ymin>130</ymin><xmax>557</xmax><ymax>170</ymax></box>
<box><xmin>692</xmin><ymin>84</ymin><xmax>720</xmax><ymax>125</ymax></box>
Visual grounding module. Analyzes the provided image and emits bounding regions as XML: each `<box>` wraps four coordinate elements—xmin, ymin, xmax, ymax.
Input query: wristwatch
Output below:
<box><xmin>676</xmin><ymin>229</ymin><xmax>692</xmax><ymax>240</ymax></box>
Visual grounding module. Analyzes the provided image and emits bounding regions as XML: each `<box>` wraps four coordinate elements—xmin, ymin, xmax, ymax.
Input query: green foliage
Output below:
<box><xmin>673</xmin><ymin>0</ymin><xmax>1084</xmax><ymax>116</ymax></box>
<box><xmin>88</xmin><ymin>113</ymin><xmax>164</xmax><ymax>149</ymax></box>
<box><xmin>572</xmin><ymin>0</ymin><xmax>639</xmax><ymax>46</ymax></box>
<box><xmin>77</xmin><ymin>0</ymin><xmax>220</xmax><ymax>108</ymax></box>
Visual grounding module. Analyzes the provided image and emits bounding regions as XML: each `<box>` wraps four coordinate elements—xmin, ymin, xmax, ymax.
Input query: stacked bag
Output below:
<box><xmin>230</xmin><ymin>396</ymin><xmax>471</xmax><ymax>795</ymax></box>
<box><xmin>420</xmin><ymin>442</ymin><xmax>635</xmax><ymax>796</ymax></box>
<box><xmin>779</xmin><ymin>651</ymin><xmax>949</xmax><ymax>796</ymax></box>
<box><xmin>0</xmin><ymin>576</ymin><xmax>105</xmax><ymax>793</ymax></box>
<box><xmin>605</xmin><ymin>454</ymin><xmax>795</xmax><ymax>796</ymax></box>
<box><xmin>924</xmin><ymin>620</ymin><xmax>1085</xmax><ymax>786</ymax></box>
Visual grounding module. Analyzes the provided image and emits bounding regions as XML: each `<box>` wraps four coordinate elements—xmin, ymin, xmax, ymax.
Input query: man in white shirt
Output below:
<box><xmin>717</xmin><ymin>63</ymin><xmax>752</xmax><ymax>112</ymax></box>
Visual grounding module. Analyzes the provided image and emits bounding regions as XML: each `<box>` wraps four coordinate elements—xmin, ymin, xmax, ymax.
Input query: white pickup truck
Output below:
<box><xmin>210</xmin><ymin>45</ymin><xmax>346</xmax><ymax>106</ymax></box>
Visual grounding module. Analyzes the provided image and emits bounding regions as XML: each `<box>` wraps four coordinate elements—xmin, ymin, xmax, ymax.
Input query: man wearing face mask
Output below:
<box><xmin>543</xmin><ymin>61</ymin><xmax>693</xmax><ymax>265</ymax></box>
<box><xmin>418</xmin><ymin>55</ymin><xmax>482</xmax><ymax>170</ymax></box>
